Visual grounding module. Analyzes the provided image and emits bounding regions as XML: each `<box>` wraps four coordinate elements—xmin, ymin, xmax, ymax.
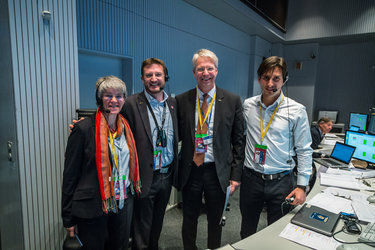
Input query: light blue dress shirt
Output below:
<box><xmin>195</xmin><ymin>85</ymin><xmax>216</xmax><ymax>163</ymax></box>
<box><xmin>144</xmin><ymin>90</ymin><xmax>174</xmax><ymax>168</ymax></box>
<box><xmin>243</xmin><ymin>92</ymin><xmax>313</xmax><ymax>186</ymax></box>
<box><xmin>109</xmin><ymin>127</ymin><xmax>130</xmax><ymax>209</ymax></box>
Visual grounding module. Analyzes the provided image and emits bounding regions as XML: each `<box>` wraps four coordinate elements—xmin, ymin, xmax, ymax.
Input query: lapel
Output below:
<box><xmin>137</xmin><ymin>92</ymin><xmax>153</xmax><ymax>145</ymax></box>
<box><xmin>213</xmin><ymin>87</ymin><xmax>225</xmax><ymax>139</ymax></box>
<box><xmin>166</xmin><ymin>97</ymin><xmax>177</xmax><ymax>135</ymax></box>
<box><xmin>187</xmin><ymin>89</ymin><xmax>197</xmax><ymax>144</ymax></box>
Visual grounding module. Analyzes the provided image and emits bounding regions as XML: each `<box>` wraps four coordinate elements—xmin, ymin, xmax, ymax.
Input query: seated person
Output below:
<box><xmin>311</xmin><ymin>117</ymin><xmax>333</xmax><ymax>157</ymax></box>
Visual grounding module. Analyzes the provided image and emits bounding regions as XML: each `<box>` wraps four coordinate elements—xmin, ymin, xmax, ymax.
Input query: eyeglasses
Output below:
<box><xmin>196</xmin><ymin>67</ymin><xmax>216</xmax><ymax>73</ymax></box>
<box><xmin>103</xmin><ymin>94</ymin><xmax>124</xmax><ymax>101</ymax></box>
<box><xmin>261</xmin><ymin>75</ymin><xmax>282</xmax><ymax>83</ymax></box>
<box><xmin>144</xmin><ymin>72</ymin><xmax>164</xmax><ymax>79</ymax></box>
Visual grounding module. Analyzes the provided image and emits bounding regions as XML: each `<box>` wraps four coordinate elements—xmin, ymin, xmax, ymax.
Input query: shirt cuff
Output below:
<box><xmin>296</xmin><ymin>173</ymin><xmax>309</xmax><ymax>186</ymax></box>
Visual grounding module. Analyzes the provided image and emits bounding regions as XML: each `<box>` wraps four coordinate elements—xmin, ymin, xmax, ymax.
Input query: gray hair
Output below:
<box><xmin>192</xmin><ymin>49</ymin><xmax>219</xmax><ymax>71</ymax></box>
<box><xmin>96</xmin><ymin>75</ymin><xmax>127</xmax><ymax>106</ymax></box>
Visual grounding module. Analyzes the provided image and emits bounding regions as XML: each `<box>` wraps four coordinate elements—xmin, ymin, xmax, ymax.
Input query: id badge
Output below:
<box><xmin>114</xmin><ymin>177</ymin><xmax>120</xmax><ymax>200</ymax></box>
<box><xmin>254</xmin><ymin>144</ymin><xmax>267</xmax><ymax>165</ymax></box>
<box><xmin>154</xmin><ymin>146</ymin><xmax>162</xmax><ymax>170</ymax></box>
<box><xmin>202</xmin><ymin>135</ymin><xmax>213</xmax><ymax>145</ymax></box>
<box><xmin>195</xmin><ymin>134</ymin><xmax>207</xmax><ymax>153</ymax></box>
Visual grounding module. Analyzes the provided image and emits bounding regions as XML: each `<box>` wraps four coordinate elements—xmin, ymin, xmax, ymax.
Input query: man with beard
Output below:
<box><xmin>123</xmin><ymin>58</ymin><xmax>178</xmax><ymax>249</ymax></box>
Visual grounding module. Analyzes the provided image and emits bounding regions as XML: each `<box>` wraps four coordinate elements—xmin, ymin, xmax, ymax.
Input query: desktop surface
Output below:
<box><xmin>221</xmin><ymin>163</ymin><xmax>375</xmax><ymax>250</ymax></box>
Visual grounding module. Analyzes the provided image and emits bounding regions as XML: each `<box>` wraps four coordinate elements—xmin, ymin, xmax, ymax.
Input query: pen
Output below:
<box><xmin>362</xmin><ymin>179</ymin><xmax>371</xmax><ymax>187</ymax></box>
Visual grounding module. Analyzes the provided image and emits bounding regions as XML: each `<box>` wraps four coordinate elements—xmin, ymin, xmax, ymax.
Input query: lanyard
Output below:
<box><xmin>259</xmin><ymin>94</ymin><xmax>284</xmax><ymax>143</ymax></box>
<box><xmin>196</xmin><ymin>86</ymin><xmax>216</xmax><ymax>131</ymax></box>
<box><xmin>146</xmin><ymin>100</ymin><xmax>167</xmax><ymax>134</ymax></box>
<box><xmin>108</xmin><ymin>130</ymin><xmax>119</xmax><ymax>172</ymax></box>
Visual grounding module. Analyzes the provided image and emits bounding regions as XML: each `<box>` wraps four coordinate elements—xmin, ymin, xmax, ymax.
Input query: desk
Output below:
<box><xmin>219</xmin><ymin>165</ymin><xmax>375</xmax><ymax>250</ymax></box>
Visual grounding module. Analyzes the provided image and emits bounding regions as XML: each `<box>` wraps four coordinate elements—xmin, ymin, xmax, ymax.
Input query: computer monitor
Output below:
<box><xmin>349</xmin><ymin>125</ymin><xmax>360</xmax><ymax>132</ymax></box>
<box><xmin>345</xmin><ymin>130</ymin><xmax>375</xmax><ymax>164</ymax></box>
<box><xmin>349</xmin><ymin>113</ymin><xmax>368</xmax><ymax>131</ymax></box>
<box><xmin>368</xmin><ymin>113</ymin><xmax>375</xmax><ymax>135</ymax></box>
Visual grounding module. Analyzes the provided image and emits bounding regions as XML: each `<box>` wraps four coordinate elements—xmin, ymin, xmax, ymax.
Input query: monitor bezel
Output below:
<box><xmin>349</xmin><ymin>112</ymin><xmax>368</xmax><ymax>132</ymax></box>
<box><xmin>345</xmin><ymin>130</ymin><xmax>375</xmax><ymax>164</ymax></box>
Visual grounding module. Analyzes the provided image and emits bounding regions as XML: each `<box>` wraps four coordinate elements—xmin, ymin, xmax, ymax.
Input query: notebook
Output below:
<box><xmin>314</xmin><ymin>142</ymin><xmax>356</xmax><ymax>168</ymax></box>
<box><xmin>291</xmin><ymin>204</ymin><xmax>340</xmax><ymax>236</ymax></box>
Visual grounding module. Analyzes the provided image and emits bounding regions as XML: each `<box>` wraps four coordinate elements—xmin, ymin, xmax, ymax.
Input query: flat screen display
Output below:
<box><xmin>349</xmin><ymin>113</ymin><xmax>368</xmax><ymax>131</ymax></box>
<box><xmin>345</xmin><ymin>130</ymin><xmax>375</xmax><ymax>164</ymax></box>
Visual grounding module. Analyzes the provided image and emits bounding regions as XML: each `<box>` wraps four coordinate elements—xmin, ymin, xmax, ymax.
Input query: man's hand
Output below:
<box><xmin>285</xmin><ymin>187</ymin><xmax>306</xmax><ymax>206</ymax></box>
<box><xmin>66</xmin><ymin>226</ymin><xmax>75</xmax><ymax>237</ymax></box>
<box><xmin>69</xmin><ymin>118</ymin><xmax>84</xmax><ymax>133</ymax></box>
<box><xmin>229</xmin><ymin>180</ymin><xmax>241</xmax><ymax>195</ymax></box>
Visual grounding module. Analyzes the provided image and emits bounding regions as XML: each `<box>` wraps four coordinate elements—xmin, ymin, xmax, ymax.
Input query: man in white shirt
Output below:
<box><xmin>240</xmin><ymin>56</ymin><xmax>313</xmax><ymax>238</ymax></box>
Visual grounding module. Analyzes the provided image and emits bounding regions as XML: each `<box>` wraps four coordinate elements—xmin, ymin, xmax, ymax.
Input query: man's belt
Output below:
<box><xmin>247</xmin><ymin>168</ymin><xmax>292</xmax><ymax>181</ymax></box>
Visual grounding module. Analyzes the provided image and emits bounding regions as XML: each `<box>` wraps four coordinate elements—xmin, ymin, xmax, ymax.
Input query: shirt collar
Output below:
<box><xmin>258</xmin><ymin>91</ymin><xmax>284</xmax><ymax>108</ymax></box>
<box><xmin>144</xmin><ymin>90</ymin><xmax>168</xmax><ymax>105</ymax></box>
<box><xmin>198</xmin><ymin>85</ymin><xmax>216</xmax><ymax>100</ymax></box>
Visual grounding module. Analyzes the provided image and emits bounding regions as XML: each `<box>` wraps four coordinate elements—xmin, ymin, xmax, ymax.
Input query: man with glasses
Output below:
<box><xmin>123</xmin><ymin>58</ymin><xmax>178</xmax><ymax>249</ymax></box>
<box><xmin>240</xmin><ymin>56</ymin><xmax>312</xmax><ymax>238</ymax></box>
<box><xmin>176</xmin><ymin>49</ymin><xmax>244</xmax><ymax>249</ymax></box>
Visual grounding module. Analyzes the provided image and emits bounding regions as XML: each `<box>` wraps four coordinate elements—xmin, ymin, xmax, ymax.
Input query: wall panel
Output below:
<box><xmin>7</xmin><ymin>0</ymin><xmax>79</xmax><ymax>249</ymax></box>
<box><xmin>76</xmin><ymin>0</ymin><xmax>251</xmax><ymax>99</ymax></box>
<box><xmin>287</xmin><ymin>0</ymin><xmax>375</xmax><ymax>41</ymax></box>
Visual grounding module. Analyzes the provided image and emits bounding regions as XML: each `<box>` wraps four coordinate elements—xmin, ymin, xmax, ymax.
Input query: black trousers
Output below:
<box><xmin>182</xmin><ymin>162</ymin><xmax>225</xmax><ymax>250</ymax></box>
<box><xmin>239</xmin><ymin>167</ymin><xmax>294</xmax><ymax>239</ymax></box>
<box><xmin>75</xmin><ymin>194</ymin><xmax>134</xmax><ymax>250</ymax></box>
<box><xmin>132</xmin><ymin>170</ymin><xmax>172</xmax><ymax>250</ymax></box>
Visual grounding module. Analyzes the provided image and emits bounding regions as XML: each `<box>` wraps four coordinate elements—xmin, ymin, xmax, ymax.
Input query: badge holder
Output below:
<box><xmin>254</xmin><ymin>144</ymin><xmax>267</xmax><ymax>165</ymax></box>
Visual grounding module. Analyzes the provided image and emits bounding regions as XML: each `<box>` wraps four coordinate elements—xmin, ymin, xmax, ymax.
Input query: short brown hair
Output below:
<box><xmin>318</xmin><ymin>117</ymin><xmax>333</xmax><ymax>124</ymax></box>
<box><xmin>257</xmin><ymin>56</ymin><xmax>288</xmax><ymax>82</ymax></box>
<box><xmin>141</xmin><ymin>58</ymin><xmax>168</xmax><ymax>80</ymax></box>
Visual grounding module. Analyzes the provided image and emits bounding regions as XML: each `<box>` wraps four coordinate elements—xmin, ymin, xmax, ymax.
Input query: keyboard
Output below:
<box><xmin>358</xmin><ymin>222</ymin><xmax>375</xmax><ymax>246</ymax></box>
<box><xmin>324</xmin><ymin>158</ymin><xmax>341</xmax><ymax>166</ymax></box>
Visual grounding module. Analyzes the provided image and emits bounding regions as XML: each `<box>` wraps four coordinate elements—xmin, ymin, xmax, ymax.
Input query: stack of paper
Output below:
<box><xmin>279</xmin><ymin>223</ymin><xmax>340</xmax><ymax>250</ymax></box>
<box><xmin>320</xmin><ymin>172</ymin><xmax>373</xmax><ymax>190</ymax></box>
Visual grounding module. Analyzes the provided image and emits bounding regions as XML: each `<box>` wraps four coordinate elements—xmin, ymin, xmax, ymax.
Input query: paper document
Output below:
<box><xmin>320</xmin><ymin>172</ymin><xmax>373</xmax><ymax>190</ymax></box>
<box><xmin>351</xmin><ymin>200</ymin><xmax>375</xmax><ymax>223</ymax></box>
<box><xmin>325</xmin><ymin>168</ymin><xmax>358</xmax><ymax>176</ymax></box>
<box><xmin>219</xmin><ymin>185</ymin><xmax>231</xmax><ymax>225</ymax></box>
<box><xmin>325</xmin><ymin>133</ymin><xmax>339</xmax><ymax>139</ymax></box>
<box><xmin>321</xmin><ymin>138</ymin><xmax>338</xmax><ymax>146</ymax></box>
<box><xmin>279</xmin><ymin>223</ymin><xmax>340</xmax><ymax>250</ymax></box>
<box><xmin>307</xmin><ymin>192</ymin><xmax>354</xmax><ymax>214</ymax></box>
<box><xmin>322</xmin><ymin>187</ymin><xmax>370</xmax><ymax>203</ymax></box>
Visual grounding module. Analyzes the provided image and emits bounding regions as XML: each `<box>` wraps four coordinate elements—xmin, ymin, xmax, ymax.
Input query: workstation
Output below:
<box><xmin>220</xmin><ymin>113</ymin><xmax>375</xmax><ymax>250</ymax></box>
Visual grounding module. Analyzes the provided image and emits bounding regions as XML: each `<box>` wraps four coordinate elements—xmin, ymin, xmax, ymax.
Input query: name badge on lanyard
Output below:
<box><xmin>254</xmin><ymin>144</ymin><xmax>267</xmax><ymax>165</ymax></box>
<box><xmin>195</xmin><ymin>87</ymin><xmax>216</xmax><ymax>154</ymax></box>
<box><xmin>254</xmin><ymin>94</ymin><xmax>284</xmax><ymax>165</ymax></box>
<box><xmin>154</xmin><ymin>146</ymin><xmax>163</xmax><ymax>170</ymax></box>
<box><xmin>195</xmin><ymin>133</ymin><xmax>207</xmax><ymax>153</ymax></box>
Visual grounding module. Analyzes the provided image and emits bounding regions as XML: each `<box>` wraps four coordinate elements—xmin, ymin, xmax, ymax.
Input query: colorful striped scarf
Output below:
<box><xmin>95</xmin><ymin>108</ymin><xmax>141</xmax><ymax>213</ymax></box>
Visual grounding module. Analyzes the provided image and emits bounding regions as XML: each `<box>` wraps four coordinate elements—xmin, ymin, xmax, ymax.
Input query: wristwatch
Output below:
<box><xmin>296</xmin><ymin>185</ymin><xmax>307</xmax><ymax>191</ymax></box>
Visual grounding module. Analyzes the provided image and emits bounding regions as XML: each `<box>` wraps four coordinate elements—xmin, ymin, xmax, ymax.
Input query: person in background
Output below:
<box><xmin>176</xmin><ymin>49</ymin><xmax>245</xmax><ymax>249</ymax></box>
<box><xmin>62</xmin><ymin>76</ymin><xmax>140</xmax><ymax>250</ymax></box>
<box><xmin>123</xmin><ymin>58</ymin><xmax>178</xmax><ymax>250</ymax></box>
<box><xmin>240</xmin><ymin>56</ymin><xmax>312</xmax><ymax>239</ymax></box>
<box><xmin>310</xmin><ymin>117</ymin><xmax>333</xmax><ymax>150</ymax></box>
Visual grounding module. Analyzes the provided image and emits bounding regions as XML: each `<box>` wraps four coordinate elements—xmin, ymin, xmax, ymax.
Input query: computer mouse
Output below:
<box><xmin>367</xmin><ymin>195</ymin><xmax>375</xmax><ymax>203</ymax></box>
<box><xmin>336</xmin><ymin>244</ymin><xmax>358</xmax><ymax>250</ymax></box>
